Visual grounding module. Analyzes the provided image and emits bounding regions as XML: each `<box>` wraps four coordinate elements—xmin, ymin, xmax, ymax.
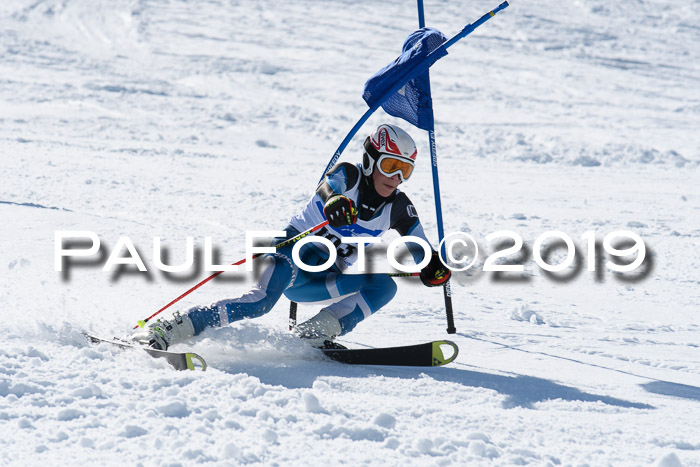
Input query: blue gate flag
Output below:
<box><xmin>362</xmin><ymin>27</ymin><xmax>448</xmax><ymax>131</ymax></box>
<box><xmin>319</xmin><ymin>3</ymin><xmax>508</xmax><ymax>181</ymax></box>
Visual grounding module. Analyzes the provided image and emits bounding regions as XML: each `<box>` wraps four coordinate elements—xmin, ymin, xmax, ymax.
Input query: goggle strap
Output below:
<box><xmin>363</xmin><ymin>136</ymin><xmax>382</xmax><ymax>160</ymax></box>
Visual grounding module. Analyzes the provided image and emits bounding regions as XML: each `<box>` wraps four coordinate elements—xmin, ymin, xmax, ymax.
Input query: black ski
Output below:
<box><xmin>84</xmin><ymin>332</ymin><xmax>456</xmax><ymax>369</ymax></box>
<box><xmin>320</xmin><ymin>340</ymin><xmax>458</xmax><ymax>367</ymax></box>
<box><xmin>83</xmin><ymin>333</ymin><xmax>207</xmax><ymax>371</ymax></box>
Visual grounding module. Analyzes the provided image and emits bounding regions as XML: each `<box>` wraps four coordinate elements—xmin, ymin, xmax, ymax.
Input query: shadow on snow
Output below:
<box><xmin>462</xmin><ymin>333</ymin><xmax>700</xmax><ymax>405</ymax></box>
<box><xmin>215</xmin><ymin>359</ymin><xmax>653</xmax><ymax>410</ymax></box>
<box><xmin>640</xmin><ymin>381</ymin><xmax>700</xmax><ymax>402</ymax></box>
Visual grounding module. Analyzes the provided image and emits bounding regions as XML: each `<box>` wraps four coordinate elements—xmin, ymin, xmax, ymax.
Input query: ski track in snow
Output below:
<box><xmin>1</xmin><ymin>0</ymin><xmax>699</xmax><ymax>465</ymax></box>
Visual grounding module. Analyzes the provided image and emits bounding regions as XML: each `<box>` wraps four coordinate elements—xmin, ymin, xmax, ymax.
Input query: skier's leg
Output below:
<box><xmin>134</xmin><ymin>253</ymin><xmax>294</xmax><ymax>349</ymax></box>
<box><xmin>324</xmin><ymin>272</ymin><xmax>397</xmax><ymax>335</ymax></box>
<box><xmin>288</xmin><ymin>272</ymin><xmax>397</xmax><ymax>343</ymax></box>
<box><xmin>187</xmin><ymin>254</ymin><xmax>294</xmax><ymax>333</ymax></box>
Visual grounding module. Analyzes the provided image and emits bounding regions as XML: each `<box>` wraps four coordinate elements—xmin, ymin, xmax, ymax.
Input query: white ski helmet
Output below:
<box><xmin>362</xmin><ymin>124</ymin><xmax>417</xmax><ymax>181</ymax></box>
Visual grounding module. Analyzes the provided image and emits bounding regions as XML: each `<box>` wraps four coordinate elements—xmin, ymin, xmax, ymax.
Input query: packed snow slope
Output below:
<box><xmin>1</xmin><ymin>0</ymin><xmax>699</xmax><ymax>465</ymax></box>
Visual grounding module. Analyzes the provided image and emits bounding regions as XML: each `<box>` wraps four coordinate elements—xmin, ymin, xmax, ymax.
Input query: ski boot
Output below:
<box><xmin>294</xmin><ymin>309</ymin><xmax>342</xmax><ymax>348</ymax></box>
<box><xmin>131</xmin><ymin>311</ymin><xmax>195</xmax><ymax>350</ymax></box>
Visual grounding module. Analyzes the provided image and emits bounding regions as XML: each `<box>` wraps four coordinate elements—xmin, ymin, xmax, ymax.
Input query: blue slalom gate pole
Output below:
<box><xmin>318</xmin><ymin>107</ymin><xmax>374</xmax><ymax>183</ymax></box>
<box><xmin>417</xmin><ymin>0</ymin><xmax>426</xmax><ymax>30</ymax></box>
<box><xmin>428</xmin><ymin>124</ymin><xmax>456</xmax><ymax>333</ymax></box>
<box><xmin>417</xmin><ymin>0</ymin><xmax>456</xmax><ymax>334</ymax></box>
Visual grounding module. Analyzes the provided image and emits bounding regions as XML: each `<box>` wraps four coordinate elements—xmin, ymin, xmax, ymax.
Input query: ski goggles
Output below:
<box><xmin>376</xmin><ymin>154</ymin><xmax>415</xmax><ymax>182</ymax></box>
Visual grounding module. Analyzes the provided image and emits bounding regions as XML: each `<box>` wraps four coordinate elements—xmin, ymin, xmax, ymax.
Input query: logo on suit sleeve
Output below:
<box><xmin>407</xmin><ymin>205</ymin><xmax>418</xmax><ymax>218</ymax></box>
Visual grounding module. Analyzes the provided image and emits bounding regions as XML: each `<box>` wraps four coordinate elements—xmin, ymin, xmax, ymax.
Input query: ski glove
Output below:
<box><xmin>323</xmin><ymin>195</ymin><xmax>358</xmax><ymax>228</ymax></box>
<box><xmin>420</xmin><ymin>251</ymin><xmax>451</xmax><ymax>287</ymax></box>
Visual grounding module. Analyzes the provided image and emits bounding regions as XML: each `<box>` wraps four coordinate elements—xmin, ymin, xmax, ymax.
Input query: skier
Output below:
<box><xmin>132</xmin><ymin>123</ymin><xmax>451</xmax><ymax>349</ymax></box>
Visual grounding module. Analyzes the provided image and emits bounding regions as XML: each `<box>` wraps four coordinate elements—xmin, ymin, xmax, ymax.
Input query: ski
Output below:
<box><xmin>84</xmin><ymin>332</ymin><xmax>455</xmax><ymax>369</ymax></box>
<box><xmin>320</xmin><ymin>340</ymin><xmax>459</xmax><ymax>367</ymax></box>
<box><xmin>83</xmin><ymin>333</ymin><xmax>207</xmax><ymax>371</ymax></box>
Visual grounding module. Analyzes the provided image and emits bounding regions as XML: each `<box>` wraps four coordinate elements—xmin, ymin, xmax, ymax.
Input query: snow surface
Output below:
<box><xmin>1</xmin><ymin>0</ymin><xmax>699</xmax><ymax>465</ymax></box>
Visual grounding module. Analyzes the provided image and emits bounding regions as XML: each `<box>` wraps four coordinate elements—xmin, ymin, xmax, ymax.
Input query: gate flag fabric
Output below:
<box><xmin>362</xmin><ymin>28</ymin><xmax>447</xmax><ymax>131</ymax></box>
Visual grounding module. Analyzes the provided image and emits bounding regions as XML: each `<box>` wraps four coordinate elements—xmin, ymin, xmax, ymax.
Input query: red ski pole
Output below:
<box><xmin>134</xmin><ymin>221</ymin><xmax>329</xmax><ymax>329</ymax></box>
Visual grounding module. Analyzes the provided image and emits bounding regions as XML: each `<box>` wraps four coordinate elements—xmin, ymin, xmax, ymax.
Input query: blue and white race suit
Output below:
<box><xmin>185</xmin><ymin>162</ymin><xmax>434</xmax><ymax>336</ymax></box>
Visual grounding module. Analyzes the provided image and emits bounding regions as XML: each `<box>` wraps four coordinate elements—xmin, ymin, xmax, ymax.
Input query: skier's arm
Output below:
<box><xmin>402</xmin><ymin>220</ymin><xmax>432</xmax><ymax>264</ymax></box>
<box><xmin>390</xmin><ymin>193</ymin><xmax>432</xmax><ymax>264</ymax></box>
<box><xmin>316</xmin><ymin>163</ymin><xmax>359</xmax><ymax>202</ymax></box>
<box><xmin>316</xmin><ymin>163</ymin><xmax>360</xmax><ymax>228</ymax></box>
<box><xmin>391</xmin><ymin>193</ymin><xmax>451</xmax><ymax>287</ymax></box>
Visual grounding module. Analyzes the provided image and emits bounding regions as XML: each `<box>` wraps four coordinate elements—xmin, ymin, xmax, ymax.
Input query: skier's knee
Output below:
<box><xmin>360</xmin><ymin>275</ymin><xmax>397</xmax><ymax>312</ymax></box>
<box><xmin>372</xmin><ymin>274</ymin><xmax>397</xmax><ymax>300</ymax></box>
<box><xmin>257</xmin><ymin>254</ymin><xmax>294</xmax><ymax>291</ymax></box>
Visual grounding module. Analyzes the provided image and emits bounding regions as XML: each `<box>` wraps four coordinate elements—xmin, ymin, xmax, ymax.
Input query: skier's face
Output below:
<box><xmin>372</xmin><ymin>168</ymin><xmax>401</xmax><ymax>197</ymax></box>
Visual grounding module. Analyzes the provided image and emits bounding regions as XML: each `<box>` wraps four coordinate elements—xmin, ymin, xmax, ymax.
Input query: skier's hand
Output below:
<box><xmin>323</xmin><ymin>195</ymin><xmax>358</xmax><ymax>228</ymax></box>
<box><xmin>420</xmin><ymin>251</ymin><xmax>451</xmax><ymax>287</ymax></box>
